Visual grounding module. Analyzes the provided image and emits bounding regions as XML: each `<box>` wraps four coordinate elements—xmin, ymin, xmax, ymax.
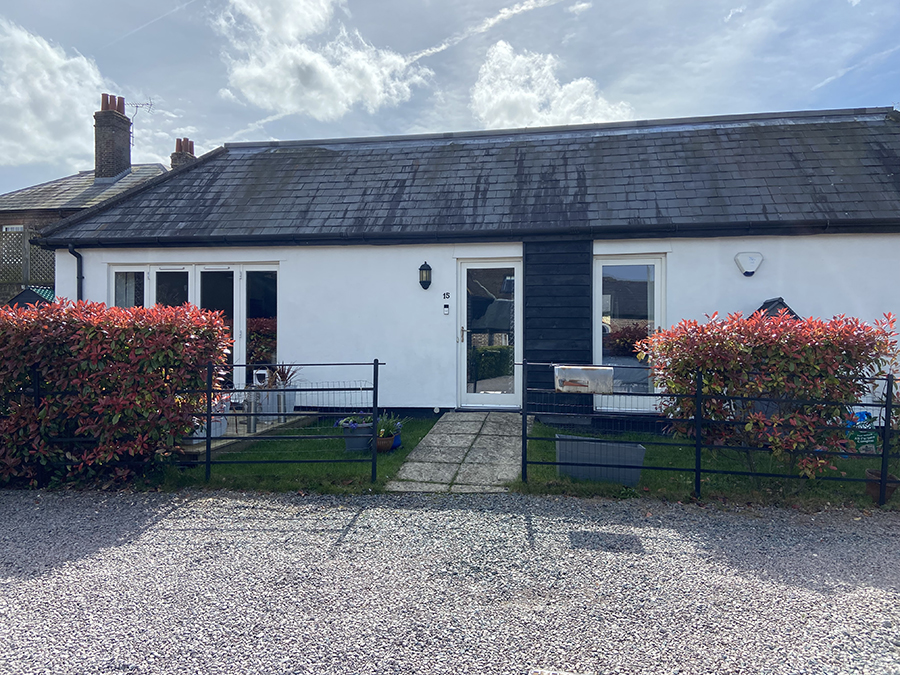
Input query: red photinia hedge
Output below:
<box><xmin>636</xmin><ymin>310</ymin><xmax>898</xmax><ymax>477</ymax></box>
<box><xmin>0</xmin><ymin>301</ymin><xmax>231</xmax><ymax>487</ymax></box>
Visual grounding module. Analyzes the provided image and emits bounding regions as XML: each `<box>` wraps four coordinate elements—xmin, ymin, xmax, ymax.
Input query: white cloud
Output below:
<box><xmin>410</xmin><ymin>0</ymin><xmax>564</xmax><ymax>62</ymax></box>
<box><xmin>724</xmin><ymin>5</ymin><xmax>746</xmax><ymax>22</ymax></box>
<box><xmin>847</xmin><ymin>0</ymin><xmax>861</xmax><ymax>5</ymax></box>
<box><xmin>0</xmin><ymin>18</ymin><xmax>107</xmax><ymax>168</ymax></box>
<box><xmin>812</xmin><ymin>43</ymin><xmax>900</xmax><ymax>90</ymax></box>
<box><xmin>567</xmin><ymin>2</ymin><xmax>592</xmax><ymax>15</ymax></box>
<box><xmin>216</xmin><ymin>0</ymin><xmax>430</xmax><ymax>120</ymax></box>
<box><xmin>470</xmin><ymin>41</ymin><xmax>633</xmax><ymax>129</ymax></box>
<box><xmin>218</xmin><ymin>0</ymin><xmax>339</xmax><ymax>44</ymax></box>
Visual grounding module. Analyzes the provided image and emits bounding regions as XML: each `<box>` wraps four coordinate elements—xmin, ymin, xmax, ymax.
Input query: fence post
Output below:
<box><xmin>879</xmin><ymin>373</ymin><xmax>894</xmax><ymax>506</ymax></box>
<box><xmin>371</xmin><ymin>359</ymin><xmax>379</xmax><ymax>483</ymax></box>
<box><xmin>694</xmin><ymin>369</ymin><xmax>703</xmax><ymax>501</ymax></box>
<box><xmin>205</xmin><ymin>362</ymin><xmax>213</xmax><ymax>482</ymax></box>
<box><xmin>521</xmin><ymin>359</ymin><xmax>529</xmax><ymax>483</ymax></box>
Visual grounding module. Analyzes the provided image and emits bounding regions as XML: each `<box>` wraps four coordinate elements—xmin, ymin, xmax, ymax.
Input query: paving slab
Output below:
<box><xmin>471</xmin><ymin>433</ymin><xmax>521</xmax><ymax>450</ymax></box>
<box><xmin>454</xmin><ymin>462</ymin><xmax>520</xmax><ymax>485</ymax></box>
<box><xmin>396</xmin><ymin>461</ymin><xmax>459</xmax><ymax>483</ymax></box>
<box><xmin>465</xmin><ymin>442</ymin><xmax>521</xmax><ymax>465</ymax></box>
<box><xmin>440</xmin><ymin>411</ymin><xmax>489</xmax><ymax>422</ymax></box>
<box><xmin>384</xmin><ymin>480</ymin><xmax>449</xmax><ymax>492</ymax></box>
<box><xmin>405</xmin><ymin>444</ymin><xmax>470</xmax><ymax>464</ymax></box>
<box><xmin>481</xmin><ymin>421</ymin><xmax>523</xmax><ymax>436</ymax></box>
<box><xmin>414</xmin><ymin>432</ymin><xmax>477</xmax><ymax>449</ymax></box>
<box><xmin>433</xmin><ymin>420</ymin><xmax>485</xmax><ymax>434</ymax></box>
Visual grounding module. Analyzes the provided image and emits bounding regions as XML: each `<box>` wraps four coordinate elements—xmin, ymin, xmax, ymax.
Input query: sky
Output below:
<box><xmin>0</xmin><ymin>0</ymin><xmax>898</xmax><ymax>196</ymax></box>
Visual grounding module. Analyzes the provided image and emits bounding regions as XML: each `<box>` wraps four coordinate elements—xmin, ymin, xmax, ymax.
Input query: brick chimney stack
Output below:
<box><xmin>94</xmin><ymin>93</ymin><xmax>132</xmax><ymax>182</ymax></box>
<box><xmin>170</xmin><ymin>137</ymin><xmax>197</xmax><ymax>170</ymax></box>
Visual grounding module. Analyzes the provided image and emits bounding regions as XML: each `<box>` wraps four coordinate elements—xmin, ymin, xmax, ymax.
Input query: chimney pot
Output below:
<box><xmin>175</xmin><ymin>138</ymin><xmax>183</xmax><ymax>153</ymax></box>
<box><xmin>94</xmin><ymin>93</ymin><xmax>132</xmax><ymax>180</ymax></box>
<box><xmin>189</xmin><ymin>140</ymin><xmax>194</xmax><ymax>155</ymax></box>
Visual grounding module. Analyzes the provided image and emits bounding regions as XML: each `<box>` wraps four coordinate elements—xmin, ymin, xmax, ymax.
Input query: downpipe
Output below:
<box><xmin>67</xmin><ymin>245</ymin><xmax>83</xmax><ymax>301</ymax></box>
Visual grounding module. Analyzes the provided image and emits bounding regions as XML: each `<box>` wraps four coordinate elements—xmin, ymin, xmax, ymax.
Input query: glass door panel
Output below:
<box><xmin>201</xmin><ymin>270</ymin><xmax>234</xmax><ymax>373</ymax></box>
<box><xmin>155</xmin><ymin>271</ymin><xmax>188</xmax><ymax>306</ymax></box>
<box><xmin>460</xmin><ymin>262</ymin><xmax>521</xmax><ymax>408</ymax></box>
<box><xmin>246</xmin><ymin>270</ymin><xmax>278</xmax><ymax>367</ymax></box>
<box><xmin>600</xmin><ymin>264</ymin><xmax>655</xmax><ymax>395</ymax></box>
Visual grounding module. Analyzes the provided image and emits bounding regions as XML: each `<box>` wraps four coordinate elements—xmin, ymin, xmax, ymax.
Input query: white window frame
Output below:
<box><xmin>108</xmin><ymin>263</ymin><xmax>278</xmax><ymax>390</ymax></box>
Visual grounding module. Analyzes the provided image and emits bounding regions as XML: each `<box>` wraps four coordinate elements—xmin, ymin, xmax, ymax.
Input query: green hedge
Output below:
<box><xmin>0</xmin><ymin>301</ymin><xmax>230</xmax><ymax>487</ymax></box>
<box><xmin>468</xmin><ymin>346</ymin><xmax>514</xmax><ymax>381</ymax></box>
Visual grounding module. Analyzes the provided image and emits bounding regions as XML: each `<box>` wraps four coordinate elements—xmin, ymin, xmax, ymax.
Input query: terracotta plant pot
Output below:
<box><xmin>864</xmin><ymin>469</ymin><xmax>899</xmax><ymax>504</ymax></box>
<box><xmin>376</xmin><ymin>435</ymin><xmax>395</xmax><ymax>453</ymax></box>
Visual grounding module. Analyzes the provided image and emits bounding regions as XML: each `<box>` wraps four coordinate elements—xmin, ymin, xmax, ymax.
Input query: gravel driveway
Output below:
<box><xmin>1</xmin><ymin>490</ymin><xmax>898</xmax><ymax>675</ymax></box>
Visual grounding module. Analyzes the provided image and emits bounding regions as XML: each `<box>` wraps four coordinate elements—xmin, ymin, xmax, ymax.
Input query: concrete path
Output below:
<box><xmin>385</xmin><ymin>411</ymin><xmax>530</xmax><ymax>493</ymax></box>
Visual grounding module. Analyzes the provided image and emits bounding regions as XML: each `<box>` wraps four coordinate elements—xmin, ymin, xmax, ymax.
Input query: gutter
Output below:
<box><xmin>35</xmin><ymin>217</ymin><xmax>900</xmax><ymax>250</ymax></box>
<box><xmin>67</xmin><ymin>245</ymin><xmax>83</xmax><ymax>301</ymax></box>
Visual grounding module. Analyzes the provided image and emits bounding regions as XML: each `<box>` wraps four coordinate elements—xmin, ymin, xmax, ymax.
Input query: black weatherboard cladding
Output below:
<box><xmin>37</xmin><ymin>108</ymin><xmax>900</xmax><ymax>248</ymax></box>
<box><xmin>524</xmin><ymin>239</ymin><xmax>593</xmax><ymax>412</ymax></box>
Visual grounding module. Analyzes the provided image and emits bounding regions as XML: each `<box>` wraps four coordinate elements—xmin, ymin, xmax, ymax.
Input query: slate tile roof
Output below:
<box><xmin>38</xmin><ymin>108</ymin><xmax>900</xmax><ymax>248</ymax></box>
<box><xmin>0</xmin><ymin>165</ymin><xmax>167</xmax><ymax>213</ymax></box>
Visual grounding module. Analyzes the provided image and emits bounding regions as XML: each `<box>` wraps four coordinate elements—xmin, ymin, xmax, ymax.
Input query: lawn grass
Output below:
<box><xmin>510</xmin><ymin>420</ymin><xmax>899</xmax><ymax>510</ymax></box>
<box><xmin>161</xmin><ymin>416</ymin><xmax>437</xmax><ymax>494</ymax></box>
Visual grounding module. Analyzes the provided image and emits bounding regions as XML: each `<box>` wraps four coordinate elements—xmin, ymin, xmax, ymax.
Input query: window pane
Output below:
<box><xmin>601</xmin><ymin>264</ymin><xmax>654</xmax><ymax>393</ymax></box>
<box><xmin>466</xmin><ymin>267</ymin><xmax>514</xmax><ymax>395</ymax></box>
<box><xmin>114</xmin><ymin>271</ymin><xmax>144</xmax><ymax>308</ymax></box>
<box><xmin>155</xmin><ymin>271</ymin><xmax>188</xmax><ymax>306</ymax></box>
<box><xmin>246</xmin><ymin>271</ymin><xmax>277</xmax><ymax>366</ymax></box>
<box><xmin>201</xmin><ymin>271</ymin><xmax>234</xmax><ymax>369</ymax></box>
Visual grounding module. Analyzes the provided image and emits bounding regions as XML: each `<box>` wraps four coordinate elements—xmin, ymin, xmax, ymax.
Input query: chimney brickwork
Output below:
<box><xmin>94</xmin><ymin>94</ymin><xmax>132</xmax><ymax>181</ymax></box>
<box><xmin>170</xmin><ymin>137</ymin><xmax>197</xmax><ymax>170</ymax></box>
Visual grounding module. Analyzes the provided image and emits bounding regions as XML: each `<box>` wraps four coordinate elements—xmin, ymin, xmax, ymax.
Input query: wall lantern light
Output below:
<box><xmin>419</xmin><ymin>261</ymin><xmax>432</xmax><ymax>290</ymax></box>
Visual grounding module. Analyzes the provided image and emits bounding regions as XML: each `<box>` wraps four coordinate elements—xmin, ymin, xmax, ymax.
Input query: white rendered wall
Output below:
<box><xmin>56</xmin><ymin>243</ymin><xmax>521</xmax><ymax>409</ymax></box>
<box><xmin>594</xmin><ymin>233</ymin><xmax>900</xmax><ymax>328</ymax></box>
<box><xmin>55</xmin><ymin>232</ymin><xmax>897</xmax><ymax>408</ymax></box>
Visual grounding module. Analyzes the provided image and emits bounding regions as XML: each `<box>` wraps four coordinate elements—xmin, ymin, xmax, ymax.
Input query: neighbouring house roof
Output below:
<box><xmin>5</xmin><ymin>286</ymin><xmax>54</xmax><ymax>307</ymax></box>
<box><xmin>37</xmin><ymin>108</ymin><xmax>900</xmax><ymax>249</ymax></box>
<box><xmin>0</xmin><ymin>164</ymin><xmax>166</xmax><ymax>213</ymax></box>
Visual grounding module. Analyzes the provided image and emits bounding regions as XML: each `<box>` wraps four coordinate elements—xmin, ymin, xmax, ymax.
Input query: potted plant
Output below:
<box><xmin>258</xmin><ymin>365</ymin><xmax>302</xmax><ymax>421</ymax></box>
<box><xmin>376</xmin><ymin>413</ymin><xmax>407</xmax><ymax>452</ymax></box>
<box><xmin>188</xmin><ymin>393</ymin><xmax>231</xmax><ymax>443</ymax></box>
<box><xmin>337</xmin><ymin>412</ymin><xmax>373</xmax><ymax>452</ymax></box>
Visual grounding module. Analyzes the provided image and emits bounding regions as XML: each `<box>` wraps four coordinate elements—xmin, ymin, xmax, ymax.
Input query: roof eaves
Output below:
<box><xmin>35</xmin><ymin>216</ymin><xmax>900</xmax><ymax>250</ymax></box>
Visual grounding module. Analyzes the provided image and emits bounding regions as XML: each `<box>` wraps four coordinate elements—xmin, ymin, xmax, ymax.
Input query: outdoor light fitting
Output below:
<box><xmin>419</xmin><ymin>261</ymin><xmax>432</xmax><ymax>289</ymax></box>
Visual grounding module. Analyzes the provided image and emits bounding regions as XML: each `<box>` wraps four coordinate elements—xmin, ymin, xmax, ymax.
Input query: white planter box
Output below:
<box><xmin>187</xmin><ymin>415</ymin><xmax>227</xmax><ymax>444</ymax></box>
<box><xmin>257</xmin><ymin>389</ymin><xmax>297</xmax><ymax>421</ymax></box>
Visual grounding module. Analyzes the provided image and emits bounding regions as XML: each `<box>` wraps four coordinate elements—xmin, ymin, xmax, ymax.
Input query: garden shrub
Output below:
<box><xmin>0</xmin><ymin>301</ymin><xmax>231</xmax><ymax>487</ymax></box>
<box><xmin>636</xmin><ymin>310</ymin><xmax>898</xmax><ymax>477</ymax></box>
<box><xmin>468</xmin><ymin>346</ymin><xmax>514</xmax><ymax>381</ymax></box>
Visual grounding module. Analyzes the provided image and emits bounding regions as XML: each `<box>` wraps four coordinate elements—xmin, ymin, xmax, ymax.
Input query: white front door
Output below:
<box><xmin>459</xmin><ymin>260</ymin><xmax>522</xmax><ymax>408</ymax></box>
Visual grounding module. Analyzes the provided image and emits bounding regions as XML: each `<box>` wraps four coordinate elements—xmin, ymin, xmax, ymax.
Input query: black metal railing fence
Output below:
<box><xmin>521</xmin><ymin>360</ymin><xmax>899</xmax><ymax>505</ymax></box>
<box><xmin>3</xmin><ymin>360</ymin><xmax>385</xmax><ymax>484</ymax></box>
